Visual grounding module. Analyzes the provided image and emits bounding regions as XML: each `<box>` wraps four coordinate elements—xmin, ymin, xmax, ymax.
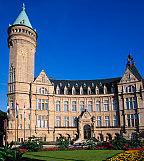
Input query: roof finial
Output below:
<box><xmin>22</xmin><ymin>2</ymin><xmax>25</xmax><ymax>11</ymax></box>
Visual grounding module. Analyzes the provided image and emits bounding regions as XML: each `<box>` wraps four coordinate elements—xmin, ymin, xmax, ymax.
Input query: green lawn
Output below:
<box><xmin>22</xmin><ymin>150</ymin><xmax>123</xmax><ymax>161</ymax></box>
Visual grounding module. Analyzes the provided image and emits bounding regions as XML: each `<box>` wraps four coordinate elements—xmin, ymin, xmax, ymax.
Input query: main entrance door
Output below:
<box><xmin>84</xmin><ymin>125</ymin><xmax>91</xmax><ymax>139</ymax></box>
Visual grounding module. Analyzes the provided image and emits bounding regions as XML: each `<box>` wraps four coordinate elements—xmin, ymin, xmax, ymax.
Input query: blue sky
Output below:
<box><xmin>0</xmin><ymin>0</ymin><xmax>144</xmax><ymax>111</ymax></box>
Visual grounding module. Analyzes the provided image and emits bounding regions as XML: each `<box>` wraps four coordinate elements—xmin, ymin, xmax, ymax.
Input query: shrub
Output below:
<box><xmin>21</xmin><ymin>135</ymin><xmax>42</xmax><ymax>152</ymax></box>
<box><xmin>56</xmin><ymin>136</ymin><xmax>69</xmax><ymax>150</ymax></box>
<box><xmin>110</xmin><ymin>135</ymin><xmax>128</xmax><ymax>150</ymax></box>
<box><xmin>86</xmin><ymin>137</ymin><xmax>97</xmax><ymax>150</ymax></box>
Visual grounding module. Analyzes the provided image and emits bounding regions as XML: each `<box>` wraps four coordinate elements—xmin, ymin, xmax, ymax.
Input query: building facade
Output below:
<box><xmin>7</xmin><ymin>3</ymin><xmax>144</xmax><ymax>143</ymax></box>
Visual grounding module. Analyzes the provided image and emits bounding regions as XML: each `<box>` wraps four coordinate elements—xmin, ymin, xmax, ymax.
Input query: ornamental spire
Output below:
<box><xmin>22</xmin><ymin>2</ymin><xmax>25</xmax><ymax>11</ymax></box>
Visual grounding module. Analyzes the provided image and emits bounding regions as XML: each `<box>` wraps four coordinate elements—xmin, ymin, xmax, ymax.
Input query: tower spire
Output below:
<box><xmin>22</xmin><ymin>2</ymin><xmax>25</xmax><ymax>11</ymax></box>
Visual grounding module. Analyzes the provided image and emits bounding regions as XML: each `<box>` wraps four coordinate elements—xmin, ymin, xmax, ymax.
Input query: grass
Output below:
<box><xmin>22</xmin><ymin>150</ymin><xmax>124</xmax><ymax>161</ymax></box>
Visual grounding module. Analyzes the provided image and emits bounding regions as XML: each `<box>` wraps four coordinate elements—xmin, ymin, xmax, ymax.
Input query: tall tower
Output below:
<box><xmin>7</xmin><ymin>3</ymin><xmax>37</xmax><ymax>142</ymax></box>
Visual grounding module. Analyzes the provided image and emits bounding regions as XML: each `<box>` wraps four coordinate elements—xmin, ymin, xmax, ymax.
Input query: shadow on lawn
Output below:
<box><xmin>23</xmin><ymin>154</ymin><xmax>85</xmax><ymax>161</ymax></box>
<box><xmin>22</xmin><ymin>157</ymin><xmax>45</xmax><ymax>161</ymax></box>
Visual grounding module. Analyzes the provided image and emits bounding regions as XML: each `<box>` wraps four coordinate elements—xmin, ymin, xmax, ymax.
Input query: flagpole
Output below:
<box><xmin>15</xmin><ymin>106</ymin><xmax>16</xmax><ymax>147</ymax></box>
<box><xmin>24</xmin><ymin>105</ymin><xmax>25</xmax><ymax>141</ymax></box>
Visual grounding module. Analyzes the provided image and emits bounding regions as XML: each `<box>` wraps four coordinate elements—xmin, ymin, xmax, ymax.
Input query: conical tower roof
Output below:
<box><xmin>13</xmin><ymin>3</ymin><xmax>33</xmax><ymax>29</ymax></box>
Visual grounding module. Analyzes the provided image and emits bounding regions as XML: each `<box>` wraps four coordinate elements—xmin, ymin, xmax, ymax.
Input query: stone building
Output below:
<box><xmin>7</xmin><ymin>3</ymin><xmax>144</xmax><ymax>143</ymax></box>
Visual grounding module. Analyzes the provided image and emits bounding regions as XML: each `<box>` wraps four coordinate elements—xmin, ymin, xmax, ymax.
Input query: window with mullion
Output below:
<box><xmin>56</xmin><ymin>101</ymin><xmax>60</xmax><ymax>111</ymax></box>
<box><xmin>42</xmin><ymin>100</ymin><xmax>44</xmax><ymax>110</ymax></box>
<box><xmin>104</xmin><ymin>100</ymin><xmax>109</xmax><ymax>111</ymax></box>
<box><xmin>64</xmin><ymin>101</ymin><xmax>68</xmax><ymax>112</ymax></box>
<box><xmin>113</xmin><ymin>116</ymin><xmax>118</xmax><ymax>126</ymax></box>
<box><xmin>80</xmin><ymin>101</ymin><xmax>84</xmax><ymax>112</ymax></box>
<box><xmin>113</xmin><ymin>100</ymin><xmax>117</xmax><ymax>111</ymax></box>
<box><xmin>96</xmin><ymin>101</ymin><xmax>101</xmax><ymax>111</ymax></box>
<box><xmin>72</xmin><ymin>101</ymin><xmax>76</xmax><ymax>111</ymax></box>
<box><xmin>56</xmin><ymin>116</ymin><xmax>60</xmax><ymax>127</ymax></box>
<box><xmin>105</xmin><ymin>116</ymin><xmax>110</xmax><ymax>126</ymax></box>
<box><xmin>64</xmin><ymin>117</ymin><xmax>69</xmax><ymax>127</ymax></box>
<box><xmin>38</xmin><ymin>99</ymin><xmax>41</xmax><ymax>110</ymax></box>
<box><xmin>88</xmin><ymin>101</ymin><xmax>92</xmax><ymax>112</ymax></box>
<box><xmin>96</xmin><ymin>116</ymin><xmax>101</xmax><ymax>126</ymax></box>
<box><xmin>72</xmin><ymin>117</ymin><xmax>77</xmax><ymax>127</ymax></box>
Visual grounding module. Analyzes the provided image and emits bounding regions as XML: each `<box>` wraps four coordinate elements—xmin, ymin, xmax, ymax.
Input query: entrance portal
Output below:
<box><xmin>84</xmin><ymin>125</ymin><xmax>91</xmax><ymax>139</ymax></box>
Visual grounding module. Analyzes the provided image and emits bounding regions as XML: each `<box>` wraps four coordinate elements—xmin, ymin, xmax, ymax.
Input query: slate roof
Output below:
<box><xmin>128</xmin><ymin>65</ymin><xmax>142</xmax><ymax>81</ymax></box>
<box><xmin>13</xmin><ymin>3</ymin><xmax>33</xmax><ymax>29</ymax></box>
<box><xmin>50</xmin><ymin>77</ymin><xmax>121</xmax><ymax>89</ymax></box>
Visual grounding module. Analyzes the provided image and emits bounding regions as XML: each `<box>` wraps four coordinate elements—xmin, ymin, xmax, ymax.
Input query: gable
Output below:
<box><xmin>120</xmin><ymin>68</ymin><xmax>139</xmax><ymax>83</ymax></box>
<box><xmin>34</xmin><ymin>69</ymin><xmax>51</xmax><ymax>85</ymax></box>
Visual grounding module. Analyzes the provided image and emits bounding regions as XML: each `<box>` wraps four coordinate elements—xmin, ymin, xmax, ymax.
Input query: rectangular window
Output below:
<box><xmin>57</xmin><ymin>90</ymin><xmax>60</xmax><ymax>94</ymax></box>
<box><xmin>96</xmin><ymin>116</ymin><xmax>101</xmax><ymax>126</ymax></box>
<box><xmin>127</xmin><ymin>114</ymin><xmax>130</xmax><ymax>127</ymax></box>
<box><xmin>133</xmin><ymin>97</ymin><xmax>137</xmax><ymax>109</ymax></box>
<box><xmin>42</xmin><ymin>116</ymin><xmax>45</xmax><ymax>127</ymax></box>
<box><xmin>21</xmin><ymin>138</ymin><xmax>23</xmax><ymax>143</ymax></box>
<box><xmin>113</xmin><ymin>100</ymin><xmax>117</xmax><ymax>111</ymax></box>
<box><xmin>10</xmin><ymin>123</ymin><xmax>12</xmax><ymax>129</ymax></box>
<box><xmin>28</xmin><ymin>115</ymin><xmax>30</xmax><ymax>120</ymax></box>
<box><xmin>96</xmin><ymin>101</ymin><xmax>101</xmax><ymax>111</ymax></box>
<box><xmin>104</xmin><ymin>100</ymin><xmax>109</xmax><ymax>111</ymax></box>
<box><xmin>10</xmin><ymin>100</ymin><xmax>14</xmax><ymax>109</ymax></box>
<box><xmin>19</xmin><ymin>124</ymin><xmax>22</xmax><ymax>129</ymax></box>
<box><xmin>105</xmin><ymin>116</ymin><xmax>110</xmax><ymax>126</ymax></box>
<box><xmin>64</xmin><ymin>101</ymin><xmax>68</xmax><ymax>112</ymax></box>
<box><xmin>72</xmin><ymin>101</ymin><xmax>76</xmax><ymax>111</ymax></box>
<box><xmin>126</xmin><ymin>98</ymin><xmax>129</xmax><ymax>109</ymax></box>
<box><xmin>45</xmin><ymin>100</ymin><xmax>48</xmax><ymax>110</ymax></box>
<box><xmin>56</xmin><ymin>101</ymin><xmax>60</xmax><ymax>111</ymax></box>
<box><xmin>42</xmin><ymin>88</ymin><xmax>44</xmax><ymax>94</ymax></box>
<box><xmin>130</xmin><ymin>98</ymin><xmax>133</xmax><ymax>109</ymax></box>
<box><xmin>72</xmin><ymin>117</ymin><xmax>77</xmax><ymax>127</ymax></box>
<box><xmin>80</xmin><ymin>101</ymin><xmax>84</xmax><ymax>112</ymax></box>
<box><xmin>56</xmin><ymin>116</ymin><xmax>60</xmax><ymax>127</ymax></box>
<box><xmin>45</xmin><ymin>116</ymin><xmax>48</xmax><ymax>128</ymax></box>
<box><xmin>126</xmin><ymin>97</ymin><xmax>137</xmax><ymax>110</ymax></box>
<box><xmin>38</xmin><ymin>115</ymin><xmax>41</xmax><ymax>128</ymax></box>
<box><xmin>96</xmin><ymin>89</ymin><xmax>99</xmax><ymax>95</ymax></box>
<box><xmin>38</xmin><ymin>99</ymin><xmax>41</xmax><ymax>110</ymax></box>
<box><xmin>20</xmin><ymin>114</ymin><xmax>22</xmax><ymax>120</ymax></box>
<box><xmin>131</xmin><ymin>114</ymin><xmax>134</xmax><ymax>127</ymax></box>
<box><xmin>113</xmin><ymin>116</ymin><xmax>118</xmax><ymax>126</ymax></box>
<box><xmin>135</xmin><ymin>114</ymin><xmax>138</xmax><ymax>127</ymax></box>
<box><xmin>64</xmin><ymin>117</ymin><xmax>69</xmax><ymax>127</ymax></box>
<box><xmin>42</xmin><ymin>100</ymin><xmax>44</xmax><ymax>110</ymax></box>
<box><xmin>88</xmin><ymin>101</ymin><xmax>92</xmax><ymax>112</ymax></box>
<box><xmin>28</xmin><ymin>124</ymin><xmax>30</xmax><ymax>129</ymax></box>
